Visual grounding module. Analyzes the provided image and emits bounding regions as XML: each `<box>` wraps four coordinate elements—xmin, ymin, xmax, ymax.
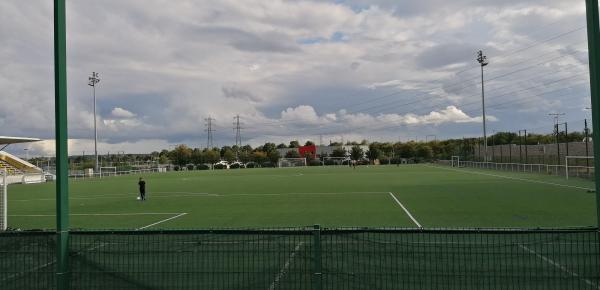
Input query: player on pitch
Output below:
<box><xmin>138</xmin><ymin>177</ymin><xmax>146</xmax><ymax>201</ymax></box>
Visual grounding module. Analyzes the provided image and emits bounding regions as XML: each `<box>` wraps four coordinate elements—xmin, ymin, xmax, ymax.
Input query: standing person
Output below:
<box><xmin>138</xmin><ymin>177</ymin><xmax>146</xmax><ymax>201</ymax></box>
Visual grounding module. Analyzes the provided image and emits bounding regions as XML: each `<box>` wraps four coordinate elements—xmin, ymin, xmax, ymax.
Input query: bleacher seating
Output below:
<box><xmin>0</xmin><ymin>159</ymin><xmax>22</xmax><ymax>175</ymax></box>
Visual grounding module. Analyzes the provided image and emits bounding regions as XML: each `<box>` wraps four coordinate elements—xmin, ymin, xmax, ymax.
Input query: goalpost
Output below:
<box><xmin>1</xmin><ymin>169</ymin><xmax>7</xmax><ymax>230</ymax></box>
<box><xmin>99</xmin><ymin>166</ymin><xmax>117</xmax><ymax>177</ymax></box>
<box><xmin>322</xmin><ymin>157</ymin><xmax>350</xmax><ymax>166</ymax></box>
<box><xmin>278</xmin><ymin>158</ymin><xmax>307</xmax><ymax>168</ymax></box>
<box><xmin>451</xmin><ymin>156</ymin><xmax>461</xmax><ymax>168</ymax></box>
<box><xmin>565</xmin><ymin>156</ymin><xmax>594</xmax><ymax>180</ymax></box>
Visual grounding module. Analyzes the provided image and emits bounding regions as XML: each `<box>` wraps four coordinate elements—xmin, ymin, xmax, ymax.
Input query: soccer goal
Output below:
<box><xmin>99</xmin><ymin>166</ymin><xmax>117</xmax><ymax>177</ymax></box>
<box><xmin>322</xmin><ymin>157</ymin><xmax>350</xmax><ymax>166</ymax></box>
<box><xmin>21</xmin><ymin>171</ymin><xmax>45</xmax><ymax>184</ymax></box>
<box><xmin>278</xmin><ymin>158</ymin><xmax>307</xmax><ymax>168</ymax></box>
<box><xmin>565</xmin><ymin>156</ymin><xmax>594</xmax><ymax>180</ymax></box>
<box><xmin>1</xmin><ymin>169</ymin><xmax>7</xmax><ymax>230</ymax></box>
<box><xmin>451</xmin><ymin>156</ymin><xmax>461</xmax><ymax>168</ymax></box>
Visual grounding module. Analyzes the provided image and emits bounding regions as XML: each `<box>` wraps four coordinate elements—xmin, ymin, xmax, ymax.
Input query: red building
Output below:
<box><xmin>298</xmin><ymin>145</ymin><xmax>317</xmax><ymax>159</ymax></box>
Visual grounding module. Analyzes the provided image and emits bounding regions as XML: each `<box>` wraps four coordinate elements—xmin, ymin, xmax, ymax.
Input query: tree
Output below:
<box><xmin>331</xmin><ymin>147</ymin><xmax>347</xmax><ymax>158</ymax></box>
<box><xmin>350</xmin><ymin>145</ymin><xmax>364</xmax><ymax>161</ymax></box>
<box><xmin>416</xmin><ymin>145</ymin><xmax>433</xmax><ymax>159</ymax></box>
<box><xmin>366</xmin><ymin>148</ymin><xmax>381</xmax><ymax>162</ymax></box>
<box><xmin>268</xmin><ymin>150</ymin><xmax>280</xmax><ymax>164</ymax></box>
<box><xmin>170</xmin><ymin>144</ymin><xmax>192</xmax><ymax>166</ymax></box>
<box><xmin>304</xmin><ymin>140</ymin><xmax>315</xmax><ymax>146</ymax></box>
<box><xmin>223</xmin><ymin>149</ymin><xmax>236</xmax><ymax>163</ymax></box>
<box><xmin>202</xmin><ymin>149</ymin><xmax>220</xmax><ymax>164</ymax></box>
<box><xmin>252</xmin><ymin>151</ymin><xmax>268</xmax><ymax>164</ymax></box>
<box><xmin>277</xmin><ymin>143</ymin><xmax>287</xmax><ymax>149</ymax></box>
<box><xmin>262</xmin><ymin>142</ymin><xmax>277</xmax><ymax>153</ymax></box>
<box><xmin>238</xmin><ymin>151</ymin><xmax>251</xmax><ymax>163</ymax></box>
<box><xmin>191</xmin><ymin>148</ymin><xmax>203</xmax><ymax>164</ymax></box>
<box><xmin>398</xmin><ymin>142</ymin><xmax>417</xmax><ymax>158</ymax></box>
<box><xmin>289</xmin><ymin>140</ymin><xmax>300</xmax><ymax>148</ymax></box>
<box><xmin>303</xmin><ymin>151</ymin><xmax>314</xmax><ymax>162</ymax></box>
<box><xmin>285</xmin><ymin>150</ymin><xmax>301</xmax><ymax>158</ymax></box>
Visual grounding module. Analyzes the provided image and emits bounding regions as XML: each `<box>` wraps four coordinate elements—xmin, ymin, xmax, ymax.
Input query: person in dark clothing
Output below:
<box><xmin>138</xmin><ymin>177</ymin><xmax>146</xmax><ymax>201</ymax></box>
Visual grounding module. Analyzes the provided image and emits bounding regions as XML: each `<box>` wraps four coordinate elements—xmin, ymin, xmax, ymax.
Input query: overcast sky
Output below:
<box><xmin>0</xmin><ymin>0</ymin><xmax>592</xmax><ymax>156</ymax></box>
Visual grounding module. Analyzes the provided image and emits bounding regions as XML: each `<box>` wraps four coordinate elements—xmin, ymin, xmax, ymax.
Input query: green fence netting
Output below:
<box><xmin>1</xmin><ymin>228</ymin><xmax>599</xmax><ymax>290</ymax></box>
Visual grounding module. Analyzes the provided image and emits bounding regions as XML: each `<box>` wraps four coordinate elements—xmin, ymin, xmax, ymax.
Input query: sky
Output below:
<box><xmin>0</xmin><ymin>0</ymin><xmax>593</xmax><ymax>156</ymax></box>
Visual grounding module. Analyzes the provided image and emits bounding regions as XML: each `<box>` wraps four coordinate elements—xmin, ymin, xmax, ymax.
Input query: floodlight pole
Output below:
<box><xmin>477</xmin><ymin>50</ymin><xmax>489</xmax><ymax>161</ymax></box>
<box><xmin>585</xmin><ymin>0</ymin><xmax>600</xmax><ymax>227</ymax></box>
<box><xmin>54</xmin><ymin>0</ymin><xmax>70</xmax><ymax>289</ymax></box>
<box><xmin>88</xmin><ymin>72</ymin><xmax>100</xmax><ymax>173</ymax></box>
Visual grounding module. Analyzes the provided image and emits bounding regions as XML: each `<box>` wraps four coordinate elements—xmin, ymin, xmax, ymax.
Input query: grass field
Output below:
<box><xmin>6</xmin><ymin>164</ymin><xmax>598</xmax><ymax>230</ymax></box>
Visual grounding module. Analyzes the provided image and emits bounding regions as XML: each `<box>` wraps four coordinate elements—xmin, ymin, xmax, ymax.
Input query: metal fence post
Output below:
<box><xmin>54</xmin><ymin>1</ymin><xmax>70</xmax><ymax>289</ymax></box>
<box><xmin>313</xmin><ymin>225</ymin><xmax>322</xmax><ymax>290</ymax></box>
<box><xmin>585</xmin><ymin>0</ymin><xmax>600</xmax><ymax>228</ymax></box>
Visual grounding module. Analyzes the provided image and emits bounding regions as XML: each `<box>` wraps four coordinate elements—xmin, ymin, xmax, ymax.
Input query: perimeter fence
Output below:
<box><xmin>1</xmin><ymin>227</ymin><xmax>599</xmax><ymax>290</ymax></box>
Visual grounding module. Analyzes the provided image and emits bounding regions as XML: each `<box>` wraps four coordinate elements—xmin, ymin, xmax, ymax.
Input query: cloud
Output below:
<box><xmin>111</xmin><ymin>107</ymin><xmax>137</xmax><ymax>119</ymax></box>
<box><xmin>222</xmin><ymin>86</ymin><xmax>263</xmax><ymax>102</ymax></box>
<box><xmin>0</xmin><ymin>0</ymin><xmax>589</xmax><ymax>152</ymax></box>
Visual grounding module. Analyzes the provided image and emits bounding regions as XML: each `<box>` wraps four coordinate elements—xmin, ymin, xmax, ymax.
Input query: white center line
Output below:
<box><xmin>388</xmin><ymin>192</ymin><xmax>422</xmax><ymax>228</ymax></box>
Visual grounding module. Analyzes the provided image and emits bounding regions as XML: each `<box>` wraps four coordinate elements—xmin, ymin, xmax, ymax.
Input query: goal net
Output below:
<box><xmin>322</xmin><ymin>157</ymin><xmax>350</xmax><ymax>166</ymax></box>
<box><xmin>565</xmin><ymin>156</ymin><xmax>594</xmax><ymax>180</ymax></box>
<box><xmin>1</xmin><ymin>170</ymin><xmax>6</xmax><ymax>230</ymax></box>
<box><xmin>99</xmin><ymin>166</ymin><xmax>117</xmax><ymax>177</ymax></box>
<box><xmin>451</xmin><ymin>156</ymin><xmax>461</xmax><ymax>168</ymax></box>
<box><xmin>278</xmin><ymin>158</ymin><xmax>307</xmax><ymax>168</ymax></box>
<box><xmin>22</xmin><ymin>171</ymin><xmax>45</xmax><ymax>184</ymax></box>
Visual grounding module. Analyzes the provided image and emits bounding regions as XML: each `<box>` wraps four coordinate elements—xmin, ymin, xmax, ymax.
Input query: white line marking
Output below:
<box><xmin>136</xmin><ymin>213</ymin><xmax>187</xmax><ymax>230</ymax></box>
<box><xmin>518</xmin><ymin>244</ymin><xmax>600</xmax><ymax>289</ymax></box>
<box><xmin>426</xmin><ymin>165</ymin><xmax>594</xmax><ymax>191</ymax></box>
<box><xmin>9</xmin><ymin>213</ymin><xmax>184</xmax><ymax>217</ymax></box>
<box><xmin>268</xmin><ymin>242</ymin><xmax>304</xmax><ymax>290</ymax></box>
<box><xmin>11</xmin><ymin>192</ymin><xmax>387</xmax><ymax>202</ymax></box>
<box><xmin>388</xmin><ymin>192</ymin><xmax>422</xmax><ymax>228</ymax></box>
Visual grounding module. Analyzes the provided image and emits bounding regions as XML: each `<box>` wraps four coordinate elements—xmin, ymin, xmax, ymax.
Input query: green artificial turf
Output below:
<box><xmin>6</xmin><ymin>164</ymin><xmax>598</xmax><ymax>229</ymax></box>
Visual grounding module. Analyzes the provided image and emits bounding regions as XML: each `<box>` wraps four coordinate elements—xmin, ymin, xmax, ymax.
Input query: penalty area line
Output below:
<box><xmin>518</xmin><ymin>244</ymin><xmax>600</xmax><ymax>289</ymax></box>
<box><xmin>388</xmin><ymin>192</ymin><xmax>422</xmax><ymax>228</ymax></box>
<box><xmin>426</xmin><ymin>164</ymin><xmax>594</xmax><ymax>191</ymax></box>
<box><xmin>136</xmin><ymin>213</ymin><xmax>187</xmax><ymax>230</ymax></box>
<box><xmin>268</xmin><ymin>242</ymin><xmax>305</xmax><ymax>290</ymax></box>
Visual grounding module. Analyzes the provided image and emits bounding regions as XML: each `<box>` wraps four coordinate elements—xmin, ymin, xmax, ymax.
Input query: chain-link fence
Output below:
<box><xmin>1</xmin><ymin>227</ymin><xmax>599</xmax><ymax>290</ymax></box>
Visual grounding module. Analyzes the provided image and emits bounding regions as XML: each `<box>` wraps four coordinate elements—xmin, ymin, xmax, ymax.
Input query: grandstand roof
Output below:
<box><xmin>0</xmin><ymin>136</ymin><xmax>42</xmax><ymax>145</ymax></box>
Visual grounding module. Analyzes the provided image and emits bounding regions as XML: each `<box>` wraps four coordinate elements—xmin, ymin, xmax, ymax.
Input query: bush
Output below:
<box><xmin>186</xmin><ymin>164</ymin><xmax>195</xmax><ymax>171</ymax></box>
<box><xmin>230</xmin><ymin>163</ymin><xmax>242</xmax><ymax>169</ymax></box>
<box><xmin>309</xmin><ymin>160</ymin><xmax>322</xmax><ymax>166</ymax></box>
<box><xmin>196</xmin><ymin>164</ymin><xmax>210</xmax><ymax>170</ymax></box>
<box><xmin>246</xmin><ymin>162</ymin><xmax>257</xmax><ymax>168</ymax></box>
<box><xmin>213</xmin><ymin>163</ymin><xmax>227</xmax><ymax>170</ymax></box>
<box><xmin>173</xmin><ymin>165</ymin><xmax>180</xmax><ymax>171</ymax></box>
<box><xmin>261</xmin><ymin>162</ymin><xmax>275</xmax><ymax>168</ymax></box>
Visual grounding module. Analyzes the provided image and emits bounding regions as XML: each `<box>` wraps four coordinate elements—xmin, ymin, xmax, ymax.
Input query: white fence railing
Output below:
<box><xmin>69</xmin><ymin>168</ymin><xmax>166</xmax><ymax>180</ymax></box>
<box><xmin>437</xmin><ymin>160</ymin><xmax>595</xmax><ymax>180</ymax></box>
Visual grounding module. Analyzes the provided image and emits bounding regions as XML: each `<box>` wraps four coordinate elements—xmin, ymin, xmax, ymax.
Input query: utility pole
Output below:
<box><xmin>549</xmin><ymin>113</ymin><xmax>565</xmax><ymax>165</ymax></box>
<box><xmin>205</xmin><ymin>116</ymin><xmax>215</xmax><ymax>149</ymax></box>
<box><xmin>477</xmin><ymin>50</ymin><xmax>489</xmax><ymax>161</ymax></box>
<box><xmin>88</xmin><ymin>72</ymin><xmax>100</xmax><ymax>173</ymax></box>
<box><xmin>518</xmin><ymin>130</ymin><xmax>527</xmax><ymax>164</ymax></box>
<box><xmin>585</xmin><ymin>118</ymin><xmax>590</xmax><ymax>173</ymax></box>
<box><xmin>233</xmin><ymin>115</ymin><xmax>242</xmax><ymax>160</ymax></box>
